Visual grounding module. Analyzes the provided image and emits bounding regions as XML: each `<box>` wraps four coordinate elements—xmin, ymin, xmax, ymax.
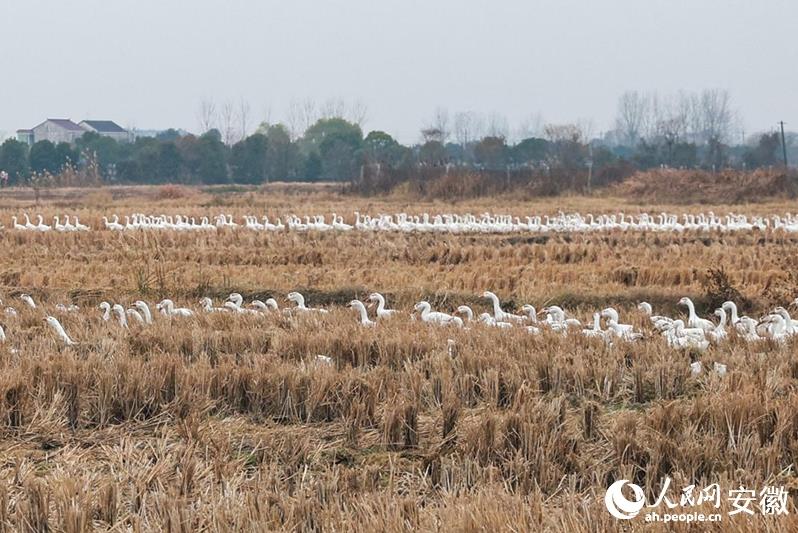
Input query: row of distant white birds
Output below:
<box><xmin>2</xmin><ymin>291</ymin><xmax>795</xmax><ymax>367</ymax></box>
<box><xmin>7</xmin><ymin>211</ymin><xmax>798</xmax><ymax>234</ymax></box>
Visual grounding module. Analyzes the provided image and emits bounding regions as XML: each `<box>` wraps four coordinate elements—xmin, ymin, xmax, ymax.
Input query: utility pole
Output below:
<box><xmin>779</xmin><ymin>121</ymin><xmax>789</xmax><ymax>167</ymax></box>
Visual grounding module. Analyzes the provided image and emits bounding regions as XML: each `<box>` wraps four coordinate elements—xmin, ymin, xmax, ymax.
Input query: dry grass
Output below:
<box><xmin>0</xmin><ymin>186</ymin><xmax>797</xmax><ymax>531</ymax></box>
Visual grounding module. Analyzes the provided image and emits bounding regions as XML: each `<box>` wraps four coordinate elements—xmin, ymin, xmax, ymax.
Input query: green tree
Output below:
<box><xmin>263</xmin><ymin>124</ymin><xmax>297</xmax><ymax>182</ymax></box>
<box><xmin>363</xmin><ymin>131</ymin><xmax>402</xmax><ymax>166</ymax></box>
<box><xmin>196</xmin><ymin>130</ymin><xmax>229</xmax><ymax>184</ymax></box>
<box><xmin>418</xmin><ymin>140</ymin><xmax>446</xmax><ymax>166</ymax></box>
<box><xmin>743</xmin><ymin>133</ymin><xmax>782</xmax><ymax>168</ymax></box>
<box><xmin>0</xmin><ymin>139</ymin><xmax>29</xmax><ymax>184</ymax></box>
<box><xmin>76</xmin><ymin>132</ymin><xmax>121</xmax><ymax>173</ymax></box>
<box><xmin>230</xmin><ymin>133</ymin><xmax>268</xmax><ymax>184</ymax></box>
<box><xmin>512</xmin><ymin>137</ymin><xmax>550</xmax><ymax>166</ymax></box>
<box><xmin>474</xmin><ymin>136</ymin><xmax>508</xmax><ymax>170</ymax></box>
<box><xmin>55</xmin><ymin>142</ymin><xmax>80</xmax><ymax>170</ymax></box>
<box><xmin>158</xmin><ymin>142</ymin><xmax>183</xmax><ymax>182</ymax></box>
<box><xmin>29</xmin><ymin>140</ymin><xmax>59</xmax><ymax>174</ymax></box>
<box><xmin>302</xmin><ymin>118</ymin><xmax>362</xmax><ymax>180</ymax></box>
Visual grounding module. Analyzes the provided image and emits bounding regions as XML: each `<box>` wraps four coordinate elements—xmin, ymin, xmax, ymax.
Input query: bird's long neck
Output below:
<box><xmin>490</xmin><ymin>295</ymin><xmax>502</xmax><ymax>317</ymax></box>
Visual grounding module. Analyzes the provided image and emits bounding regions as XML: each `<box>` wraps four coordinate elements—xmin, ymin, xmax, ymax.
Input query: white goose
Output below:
<box><xmin>112</xmin><ymin>304</ymin><xmax>129</xmax><ymax>328</ymax></box>
<box><xmin>349</xmin><ymin>300</ymin><xmax>375</xmax><ymax>327</ymax></box>
<box><xmin>708</xmin><ymin>308</ymin><xmax>728</xmax><ymax>343</ymax></box>
<box><xmin>678</xmin><ymin>297</ymin><xmax>714</xmax><ymax>332</ymax></box>
<box><xmin>482</xmin><ymin>291</ymin><xmax>527</xmax><ymax>323</ymax></box>
<box><xmin>224</xmin><ymin>293</ymin><xmax>251</xmax><ymax>313</ymax></box>
<box><xmin>665</xmin><ymin>319</ymin><xmax>709</xmax><ymax>351</ymax></box>
<box><xmin>637</xmin><ymin>302</ymin><xmax>653</xmax><ymax>315</ymax></box>
<box><xmin>600</xmin><ymin>308</ymin><xmax>634</xmax><ymax>335</ymax></box>
<box><xmin>456</xmin><ymin>305</ymin><xmax>474</xmax><ymax>322</ymax></box>
<box><xmin>287</xmin><ymin>292</ymin><xmax>329</xmax><ymax>313</ymax></box>
<box><xmin>582</xmin><ymin>312</ymin><xmax>604</xmax><ymax>338</ymax></box>
<box><xmin>368</xmin><ymin>292</ymin><xmax>397</xmax><ymax>319</ymax></box>
<box><xmin>20</xmin><ymin>294</ymin><xmax>36</xmax><ymax>309</ymax></box>
<box><xmin>414</xmin><ymin>301</ymin><xmax>463</xmax><ymax>327</ymax></box>
<box><xmin>156</xmin><ymin>299</ymin><xmax>194</xmax><ymax>317</ymax></box>
<box><xmin>126</xmin><ymin>309</ymin><xmax>146</xmax><ymax>324</ymax></box>
<box><xmin>134</xmin><ymin>301</ymin><xmax>153</xmax><ymax>324</ymax></box>
<box><xmin>520</xmin><ymin>304</ymin><xmax>539</xmax><ymax>323</ymax></box>
<box><xmin>721</xmin><ymin>301</ymin><xmax>741</xmax><ymax>326</ymax></box>
<box><xmin>99</xmin><ymin>302</ymin><xmax>112</xmax><ymax>321</ymax></box>
<box><xmin>45</xmin><ymin>316</ymin><xmax>75</xmax><ymax>346</ymax></box>
<box><xmin>479</xmin><ymin>312</ymin><xmax>513</xmax><ymax>328</ymax></box>
<box><xmin>200</xmin><ymin>297</ymin><xmax>226</xmax><ymax>313</ymax></box>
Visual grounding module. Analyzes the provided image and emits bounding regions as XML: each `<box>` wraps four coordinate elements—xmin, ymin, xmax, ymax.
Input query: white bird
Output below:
<box><xmin>600</xmin><ymin>308</ymin><xmax>634</xmax><ymax>335</ymax></box>
<box><xmin>721</xmin><ymin>301</ymin><xmax>741</xmax><ymax>325</ymax></box>
<box><xmin>126</xmin><ymin>309</ymin><xmax>146</xmax><ymax>324</ymax></box>
<box><xmin>287</xmin><ymin>292</ymin><xmax>329</xmax><ymax>313</ymax></box>
<box><xmin>520</xmin><ymin>304</ymin><xmax>539</xmax><ymax>323</ymax></box>
<box><xmin>678</xmin><ymin>297</ymin><xmax>714</xmax><ymax>332</ymax></box>
<box><xmin>665</xmin><ymin>319</ymin><xmax>709</xmax><ymax>351</ymax></box>
<box><xmin>224</xmin><ymin>293</ymin><xmax>252</xmax><ymax>313</ymax></box>
<box><xmin>368</xmin><ymin>292</ymin><xmax>397</xmax><ymax>319</ymax></box>
<box><xmin>483</xmin><ymin>291</ymin><xmax>527</xmax><ymax>323</ymax></box>
<box><xmin>99</xmin><ymin>301</ymin><xmax>112</xmax><ymax>321</ymax></box>
<box><xmin>582</xmin><ymin>312</ymin><xmax>605</xmax><ymax>338</ymax></box>
<box><xmin>414</xmin><ymin>301</ymin><xmax>463</xmax><ymax>327</ymax></box>
<box><xmin>112</xmin><ymin>304</ymin><xmax>129</xmax><ymax>328</ymax></box>
<box><xmin>200</xmin><ymin>297</ymin><xmax>226</xmax><ymax>313</ymax></box>
<box><xmin>637</xmin><ymin>302</ymin><xmax>653</xmax><ymax>315</ymax></box>
<box><xmin>479</xmin><ymin>312</ymin><xmax>513</xmax><ymax>328</ymax></box>
<box><xmin>156</xmin><ymin>299</ymin><xmax>194</xmax><ymax>317</ymax></box>
<box><xmin>45</xmin><ymin>316</ymin><xmax>75</xmax><ymax>346</ymax></box>
<box><xmin>349</xmin><ymin>300</ymin><xmax>375</xmax><ymax>327</ymax></box>
<box><xmin>708</xmin><ymin>308</ymin><xmax>728</xmax><ymax>343</ymax></box>
<box><xmin>315</xmin><ymin>354</ymin><xmax>333</xmax><ymax>366</ymax></box>
<box><xmin>456</xmin><ymin>305</ymin><xmax>474</xmax><ymax>322</ymax></box>
<box><xmin>134</xmin><ymin>301</ymin><xmax>153</xmax><ymax>324</ymax></box>
<box><xmin>20</xmin><ymin>294</ymin><xmax>36</xmax><ymax>309</ymax></box>
<box><xmin>690</xmin><ymin>361</ymin><xmax>703</xmax><ymax>376</ymax></box>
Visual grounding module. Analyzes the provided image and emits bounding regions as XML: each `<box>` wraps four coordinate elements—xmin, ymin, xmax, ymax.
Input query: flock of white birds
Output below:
<box><xmin>2</xmin><ymin>291</ymin><xmax>795</xmax><ymax>376</ymax></box>
<box><xmin>5</xmin><ymin>211</ymin><xmax>798</xmax><ymax>234</ymax></box>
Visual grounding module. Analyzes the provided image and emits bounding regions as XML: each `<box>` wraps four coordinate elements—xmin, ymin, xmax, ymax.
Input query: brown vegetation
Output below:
<box><xmin>611</xmin><ymin>168</ymin><xmax>798</xmax><ymax>204</ymax></box>
<box><xmin>0</xmin><ymin>188</ymin><xmax>797</xmax><ymax>531</ymax></box>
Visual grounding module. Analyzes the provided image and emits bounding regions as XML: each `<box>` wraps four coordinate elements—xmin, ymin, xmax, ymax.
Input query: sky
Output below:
<box><xmin>0</xmin><ymin>0</ymin><xmax>796</xmax><ymax>143</ymax></box>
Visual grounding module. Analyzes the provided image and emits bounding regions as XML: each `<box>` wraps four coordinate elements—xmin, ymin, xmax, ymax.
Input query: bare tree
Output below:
<box><xmin>454</xmin><ymin>111</ymin><xmax>475</xmax><ymax>147</ymax></box>
<box><xmin>286</xmin><ymin>98</ymin><xmax>318</xmax><ymax>140</ymax></box>
<box><xmin>486</xmin><ymin>112</ymin><xmax>509</xmax><ymax>139</ymax></box>
<box><xmin>238</xmin><ymin>99</ymin><xmax>251</xmax><ymax>141</ymax></box>
<box><xmin>697</xmin><ymin>89</ymin><xmax>734</xmax><ymax>145</ymax></box>
<box><xmin>422</xmin><ymin>107</ymin><xmax>450</xmax><ymax>143</ymax></box>
<box><xmin>347</xmin><ymin>99</ymin><xmax>369</xmax><ymax>127</ymax></box>
<box><xmin>543</xmin><ymin>123</ymin><xmax>583</xmax><ymax>143</ymax></box>
<box><xmin>515</xmin><ymin>112</ymin><xmax>544</xmax><ymax>141</ymax></box>
<box><xmin>220</xmin><ymin>101</ymin><xmax>237</xmax><ymax>145</ymax></box>
<box><xmin>197</xmin><ymin>99</ymin><xmax>218</xmax><ymax>134</ymax></box>
<box><xmin>615</xmin><ymin>91</ymin><xmax>649</xmax><ymax>145</ymax></box>
<box><xmin>320</xmin><ymin>98</ymin><xmax>347</xmax><ymax>119</ymax></box>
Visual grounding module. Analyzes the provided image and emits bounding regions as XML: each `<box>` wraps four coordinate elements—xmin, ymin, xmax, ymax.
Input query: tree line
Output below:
<box><xmin>0</xmin><ymin>90</ymin><xmax>793</xmax><ymax>192</ymax></box>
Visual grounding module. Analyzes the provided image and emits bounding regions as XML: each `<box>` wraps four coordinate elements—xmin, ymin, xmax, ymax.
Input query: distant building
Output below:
<box><xmin>16</xmin><ymin>118</ymin><xmax>131</xmax><ymax>145</ymax></box>
<box><xmin>79</xmin><ymin>120</ymin><xmax>131</xmax><ymax>143</ymax></box>
<box><xmin>17</xmin><ymin>118</ymin><xmax>84</xmax><ymax>145</ymax></box>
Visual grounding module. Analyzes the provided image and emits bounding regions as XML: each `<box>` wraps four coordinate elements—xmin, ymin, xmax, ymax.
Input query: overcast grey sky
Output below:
<box><xmin>1</xmin><ymin>0</ymin><xmax>795</xmax><ymax>142</ymax></box>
